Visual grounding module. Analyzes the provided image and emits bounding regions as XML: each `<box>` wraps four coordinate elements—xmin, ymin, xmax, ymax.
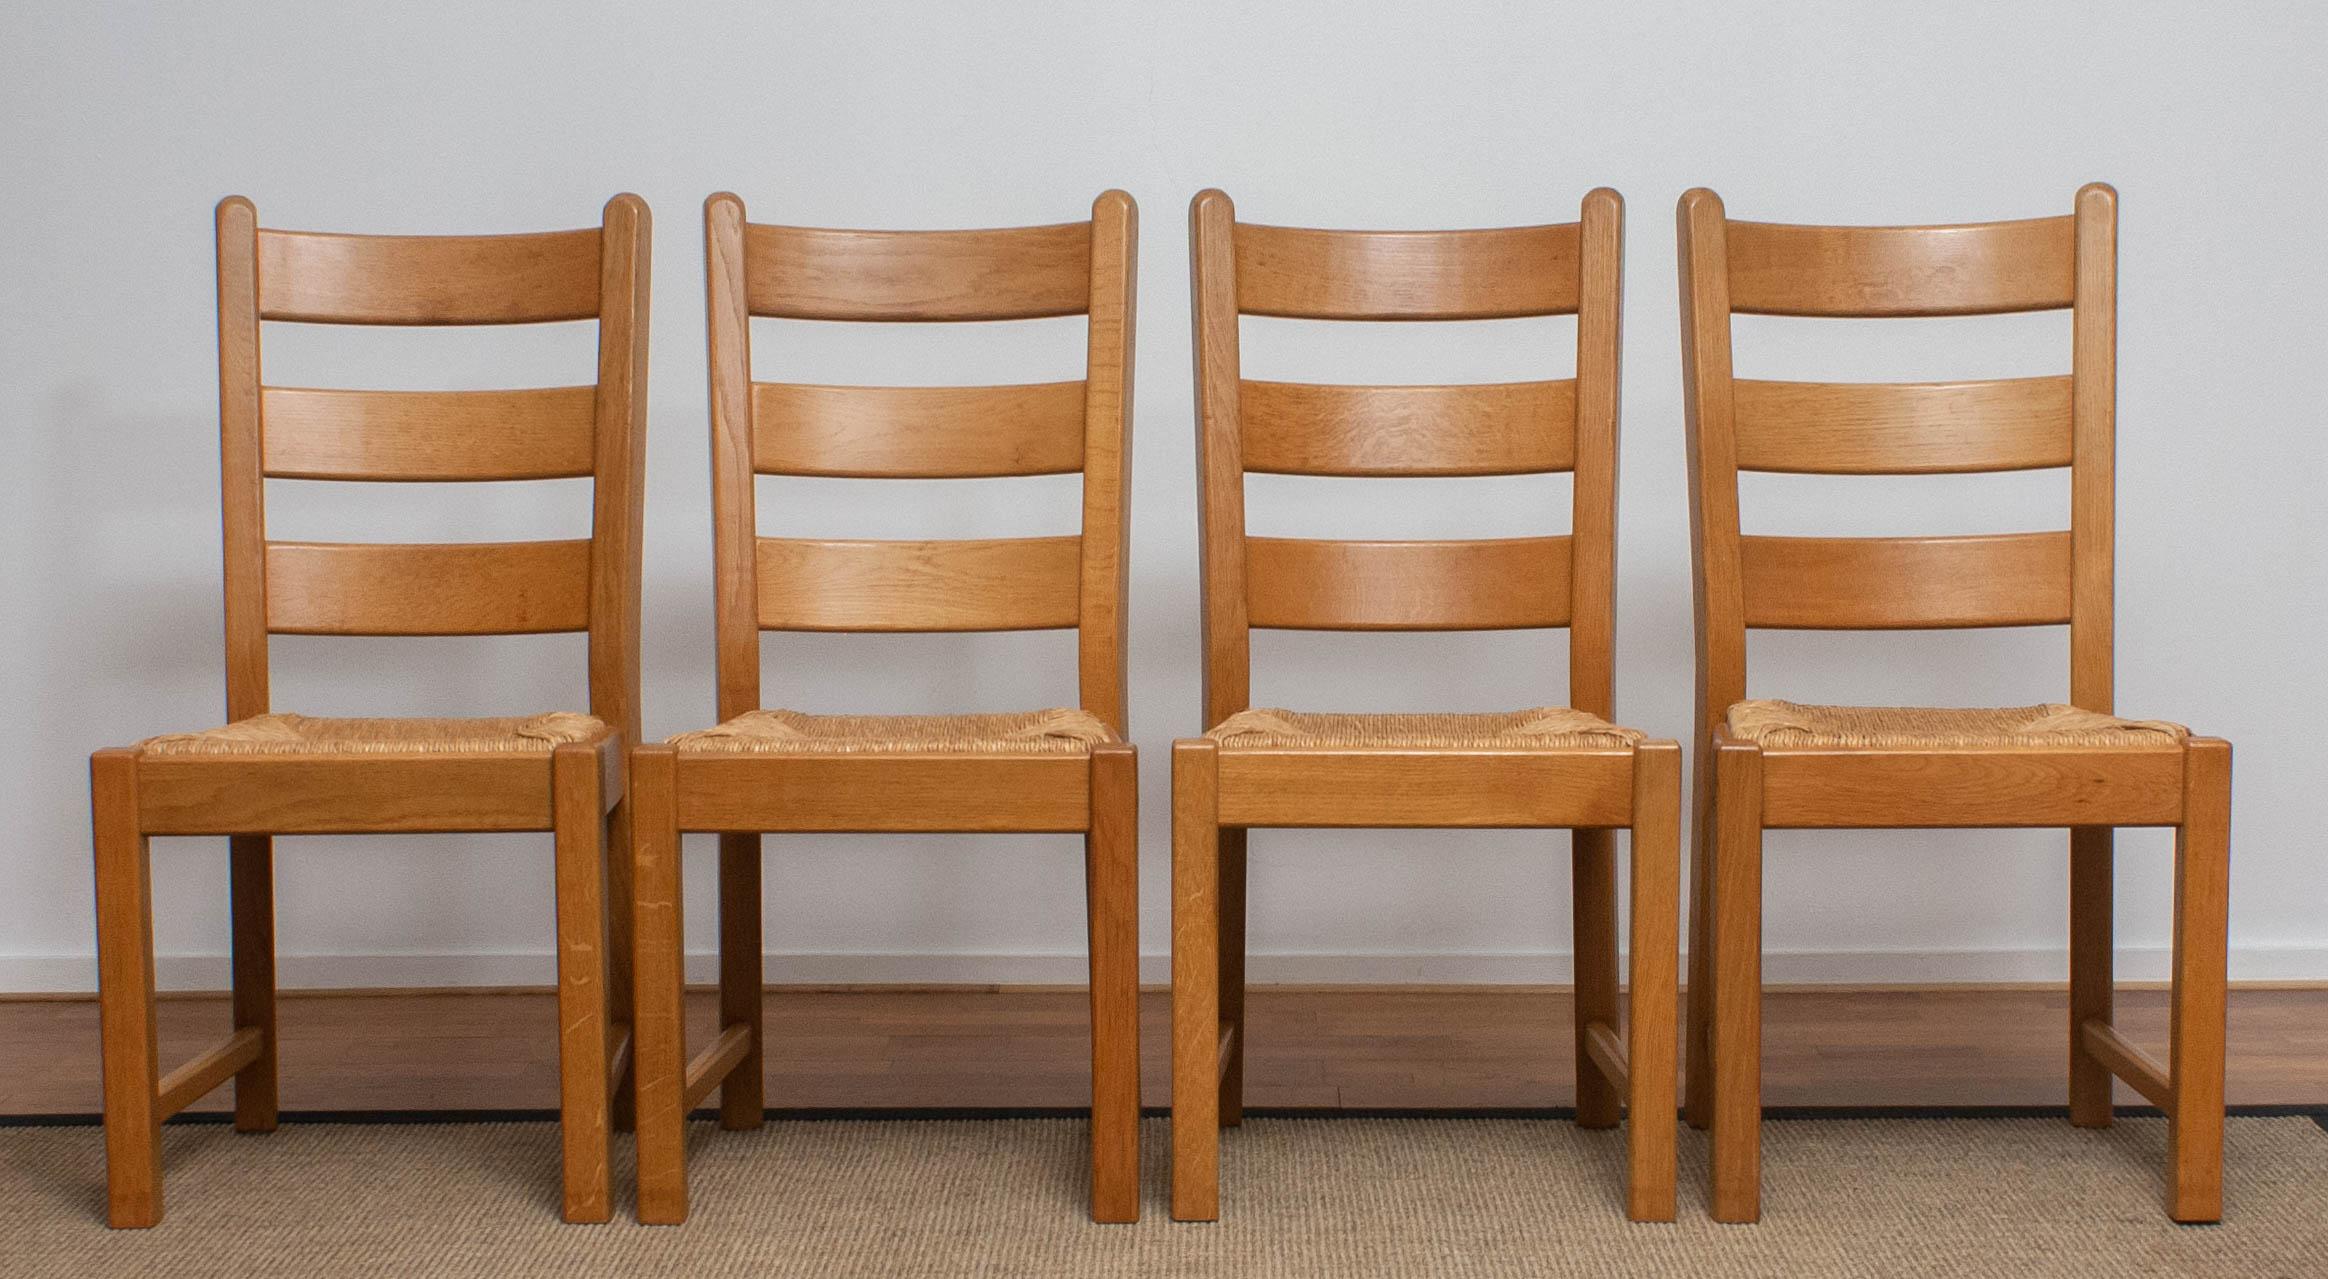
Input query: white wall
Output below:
<box><xmin>4</xmin><ymin>1</ymin><xmax>2323</xmax><ymax>992</ymax></box>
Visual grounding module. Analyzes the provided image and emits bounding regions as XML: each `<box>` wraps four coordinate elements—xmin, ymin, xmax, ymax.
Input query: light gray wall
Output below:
<box><xmin>4</xmin><ymin>1</ymin><xmax>2322</xmax><ymax>990</ymax></box>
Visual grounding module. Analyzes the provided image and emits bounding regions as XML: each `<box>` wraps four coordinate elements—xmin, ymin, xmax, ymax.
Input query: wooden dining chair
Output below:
<box><xmin>629</xmin><ymin>190</ymin><xmax>1140</xmax><ymax>1225</ymax></box>
<box><xmin>90</xmin><ymin>196</ymin><xmax>650</xmax><ymax>1227</ymax></box>
<box><xmin>1170</xmin><ymin>188</ymin><xmax>1680</xmax><ymax>1223</ymax></box>
<box><xmin>1678</xmin><ymin>184</ymin><xmax>2231</xmax><ymax>1223</ymax></box>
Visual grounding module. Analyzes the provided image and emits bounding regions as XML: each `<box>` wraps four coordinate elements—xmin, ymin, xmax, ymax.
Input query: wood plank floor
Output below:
<box><xmin>2</xmin><ymin>986</ymin><xmax>2322</xmax><ymax>1117</ymax></box>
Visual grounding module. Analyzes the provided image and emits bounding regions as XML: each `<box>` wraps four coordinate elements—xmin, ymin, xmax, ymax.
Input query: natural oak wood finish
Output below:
<box><xmin>1175</xmin><ymin>188</ymin><xmax>1678</xmax><ymax>1223</ymax></box>
<box><xmin>1679</xmin><ymin>184</ymin><xmax>2231</xmax><ymax>1224</ymax></box>
<box><xmin>89</xmin><ymin>195</ymin><xmax>650</xmax><ymax>1228</ymax></box>
<box><xmin>633</xmin><ymin>191</ymin><xmax>1140</xmax><ymax>1226</ymax></box>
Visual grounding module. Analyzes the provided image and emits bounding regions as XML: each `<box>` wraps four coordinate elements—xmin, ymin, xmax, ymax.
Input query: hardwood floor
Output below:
<box><xmin>2</xmin><ymin>986</ymin><xmax>2322</xmax><ymax>1117</ymax></box>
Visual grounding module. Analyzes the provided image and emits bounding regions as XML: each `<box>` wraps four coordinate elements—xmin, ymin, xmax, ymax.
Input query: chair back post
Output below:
<box><xmin>1677</xmin><ymin>189</ymin><xmax>1749</xmax><ymax>732</ymax></box>
<box><xmin>1189</xmin><ymin>189</ymin><xmax>1252</xmax><ymax>731</ymax></box>
<box><xmin>216</xmin><ymin>197</ymin><xmax>269</xmax><ymax>723</ymax></box>
<box><xmin>2068</xmin><ymin>183</ymin><xmax>2118</xmax><ymax>714</ymax></box>
<box><xmin>704</xmin><ymin>193</ymin><xmax>763</xmax><ymax>723</ymax></box>
<box><xmin>1077</xmin><ymin>191</ymin><xmax>1139</xmax><ymax>736</ymax></box>
<box><xmin>588</xmin><ymin>194</ymin><xmax>652</xmax><ymax>745</ymax></box>
<box><xmin>1568</xmin><ymin>188</ymin><xmax>1624</xmax><ymax>722</ymax></box>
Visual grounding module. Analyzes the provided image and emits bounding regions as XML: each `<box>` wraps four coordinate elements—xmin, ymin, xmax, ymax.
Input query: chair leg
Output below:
<box><xmin>629</xmin><ymin>745</ymin><xmax>691</xmax><ymax>1225</ymax></box>
<box><xmin>1683</xmin><ymin>729</ymin><xmax>1717</xmax><ymax>1131</ymax></box>
<box><xmin>1216</xmin><ymin>827</ymin><xmax>1248</xmax><ymax>1127</ymax></box>
<box><xmin>717</xmin><ymin>832</ymin><xmax>765</xmax><ymax>1130</ymax></box>
<box><xmin>2167</xmin><ymin>738</ymin><xmax>2231</xmax><ymax>1223</ymax></box>
<box><xmin>228</xmin><ymin>834</ymin><xmax>278</xmax><ymax>1133</ymax></box>
<box><xmin>606</xmin><ymin>798</ymin><xmax>637</xmax><ymax>1133</ymax></box>
<box><xmin>92</xmin><ymin>749</ymin><xmax>162</xmax><ymax>1229</ymax></box>
<box><xmin>1625</xmin><ymin>742</ymin><xmax>1682</xmax><ymax>1223</ymax></box>
<box><xmin>551</xmin><ymin>745</ymin><xmax>612</xmax><ymax>1224</ymax></box>
<box><xmin>1170</xmin><ymin>739</ymin><xmax>1222</xmax><ymax>1222</ymax></box>
<box><xmin>1085</xmin><ymin>743</ymin><xmax>1141</xmax><ymax>1223</ymax></box>
<box><xmin>1707</xmin><ymin>738</ymin><xmax>1763</xmax><ymax>1224</ymax></box>
<box><xmin>1572</xmin><ymin>826</ymin><xmax>1621</xmax><ymax>1129</ymax></box>
<box><xmin>2068</xmin><ymin>826</ymin><xmax>2115</xmax><ymax>1128</ymax></box>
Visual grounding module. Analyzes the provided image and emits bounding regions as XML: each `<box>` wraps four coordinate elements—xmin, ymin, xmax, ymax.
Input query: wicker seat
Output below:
<box><xmin>138</xmin><ymin>712</ymin><xmax>605</xmax><ymax>758</ymax></box>
<box><xmin>1725</xmin><ymin>702</ymin><xmax>2186</xmax><ymax>751</ymax></box>
<box><xmin>667</xmin><ymin>708</ymin><xmax>1116</xmax><ymax>756</ymax></box>
<box><xmin>1208</xmin><ymin>707</ymin><xmax>1645</xmax><ymax>750</ymax></box>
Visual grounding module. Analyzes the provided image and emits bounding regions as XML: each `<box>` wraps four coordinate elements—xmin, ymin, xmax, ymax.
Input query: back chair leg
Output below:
<box><xmin>550</xmin><ymin>744</ymin><xmax>613</xmax><ymax>1224</ymax></box>
<box><xmin>629</xmin><ymin>745</ymin><xmax>690</xmax><ymax>1225</ymax></box>
<box><xmin>1684</xmin><ymin>730</ymin><xmax>1718</xmax><ymax>1131</ymax></box>
<box><xmin>228</xmin><ymin>834</ymin><xmax>279</xmax><ymax>1133</ymax></box>
<box><xmin>1572</xmin><ymin>827</ymin><xmax>1622</xmax><ymax>1129</ymax></box>
<box><xmin>1707</xmin><ymin>739</ymin><xmax>1764</xmax><ymax>1224</ymax></box>
<box><xmin>93</xmin><ymin>749</ymin><xmax>163</xmax><ymax>1229</ymax></box>
<box><xmin>717</xmin><ymin>832</ymin><xmax>765</xmax><ymax>1130</ymax></box>
<box><xmin>1085</xmin><ymin>743</ymin><xmax>1142</xmax><ymax>1223</ymax></box>
<box><xmin>2167</xmin><ymin>738</ymin><xmax>2231</xmax><ymax>1223</ymax></box>
<box><xmin>1625</xmin><ymin>742</ymin><xmax>1682</xmax><ymax>1222</ymax></box>
<box><xmin>1217</xmin><ymin>828</ymin><xmax>1248</xmax><ymax>1126</ymax></box>
<box><xmin>2067</xmin><ymin>826</ymin><xmax>2115</xmax><ymax>1128</ymax></box>
<box><xmin>606</xmin><ymin>800</ymin><xmax>637</xmax><ymax>1132</ymax></box>
<box><xmin>1170</xmin><ymin>739</ymin><xmax>1223</xmax><ymax>1222</ymax></box>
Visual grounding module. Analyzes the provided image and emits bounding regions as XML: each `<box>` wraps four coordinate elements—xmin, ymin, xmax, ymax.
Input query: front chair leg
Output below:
<box><xmin>629</xmin><ymin>745</ymin><xmax>691</xmax><ymax>1225</ymax></box>
<box><xmin>1170</xmin><ymin>739</ymin><xmax>1222</xmax><ymax>1221</ymax></box>
<box><xmin>2167</xmin><ymin>738</ymin><xmax>2231</xmax><ymax>1223</ymax></box>
<box><xmin>551</xmin><ymin>743</ymin><xmax>612</xmax><ymax>1224</ymax></box>
<box><xmin>92</xmin><ymin>749</ymin><xmax>163</xmax><ymax>1228</ymax></box>
<box><xmin>1707</xmin><ymin>738</ymin><xmax>1764</xmax><ymax>1224</ymax></box>
<box><xmin>1625</xmin><ymin>742</ymin><xmax>1682</xmax><ymax>1222</ymax></box>
<box><xmin>1085</xmin><ymin>742</ymin><xmax>1141</xmax><ymax>1223</ymax></box>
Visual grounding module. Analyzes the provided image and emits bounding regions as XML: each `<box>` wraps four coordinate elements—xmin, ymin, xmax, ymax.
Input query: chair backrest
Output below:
<box><xmin>1188</xmin><ymin>188</ymin><xmax>1624</xmax><ymax>730</ymax></box>
<box><xmin>215</xmin><ymin>195</ymin><xmax>651</xmax><ymax>742</ymax></box>
<box><xmin>703</xmin><ymin>192</ymin><xmax>1138</xmax><ymax>733</ymax></box>
<box><xmin>1677</xmin><ymin>184</ymin><xmax>2117</xmax><ymax>733</ymax></box>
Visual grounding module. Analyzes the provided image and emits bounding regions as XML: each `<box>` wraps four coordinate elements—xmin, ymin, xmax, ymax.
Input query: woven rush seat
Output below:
<box><xmin>668</xmin><ymin>707</ymin><xmax>1118</xmax><ymax>756</ymax></box>
<box><xmin>1206</xmin><ymin>707</ymin><xmax>1646</xmax><ymax>750</ymax></box>
<box><xmin>137</xmin><ymin>711</ymin><xmax>605</xmax><ymax>757</ymax></box>
<box><xmin>1725</xmin><ymin>701</ymin><xmax>2188</xmax><ymax>751</ymax></box>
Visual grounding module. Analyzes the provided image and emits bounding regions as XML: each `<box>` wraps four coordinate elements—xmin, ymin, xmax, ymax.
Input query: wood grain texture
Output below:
<box><xmin>1736</xmin><ymin>531</ymin><xmax>2072</xmax><ymax>630</ymax></box>
<box><xmin>1237</xmin><ymin>380</ymin><xmax>1576</xmax><ymax>476</ymax></box>
<box><xmin>626</xmin><ymin>746</ymin><xmax>687</xmax><ymax>1225</ymax></box>
<box><xmin>2168</xmin><ymin>737</ymin><xmax>2231</xmax><ymax>1221</ymax></box>
<box><xmin>750</xmin><ymin>381</ymin><xmax>1087</xmax><ymax>478</ymax></box>
<box><xmin>752</xmin><ymin>536</ymin><xmax>1081</xmax><ymax>632</ymax></box>
<box><xmin>1233</xmin><ymin>221</ymin><xmax>1581</xmax><ymax>319</ymax></box>
<box><xmin>1569</xmin><ymin>188</ymin><xmax>1623</xmax><ymax>721</ymax></box>
<box><xmin>134</xmin><ymin>754</ymin><xmax>559</xmax><ymax>835</ymax></box>
<box><xmin>1707</xmin><ymin>739</ymin><xmax>1764</xmax><ymax>1223</ymax></box>
<box><xmin>550</xmin><ymin>744</ymin><xmax>611</xmax><ymax>1222</ymax></box>
<box><xmin>263</xmin><ymin>539</ymin><xmax>593</xmax><ymax>636</ymax></box>
<box><xmin>671</xmin><ymin>753</ymin><xmax>1092</xmax><ymax>834</ymax></box>
<box><xmin>216</xmin><ymin>198</ymin><xmax>270</xmax><ymax>724</ymax></box>
<box><xmin>1244</xmin><ymin>536</ymin><xmax>1573</xmax><ymax>631</ymax></box>
<box><xmin>1756</xmin><ymin>745</ymin><xmax>2185</xmax><ymax>828</ymax></box>
<box><xmin>1077</xmin><ymin>190</ymin><xmax>1138</xmax><ymax>736</ymax></box>
<box><xmin>1731</xmin><ymin>377</ymin><xmax>2073</xmax><ymax>475</ymax></box>
<box><xmin>1724</xmin><ymin>215</ymin><xmax>2075</xmax><ymax>317</ymax></box>
<box><xmin>1625</xmin><ymin>741</ymin><xmax>1681</xmax><ymax>1222</ymax></box>
<box><xmin>1085</xmin><ymin>743</ymin><xmax>1141</xmax><ymax>1222</ymax></box>
<box><xmin>1188</xmin><ymin>191</ymin><xmax>1252</xmax><ymax>730</ymax></box>
<box><xmin>260</xmin><ymin>385</ymin><xmax>599</xmax><ymax>481</ymax></box>
<box><xmin>741</xmin><ymin>220</ymin><xmax>1091</xmax><ymax>321</ymax></box>
<box><xmin>91</xmin><ymin>750</ymin><xmax>160</xmax><ymax>1227</ymax></box>
<box><xmin>1213</xmin><ymin>749</ymin><xmax>1635</xmax><ymax>828</ymax></box>
<box><xmin>704</xmin><ymin>195</ymin><xmax>764</xmax><ymax>723</ymax></box>
<box><xmin>1169</xmin><ymin>740</ymin><xmax>1221</xmax><ymax>1221</ymax></box>
<box><xmin>256</xmin><ymin>226</ymin><xmax>603</xmax><ymax>325</ymax></box>
<box><xmin>2069</xmin><ymin>183</ymin><xmax>2119</xmax><ymax>713</ymax></box>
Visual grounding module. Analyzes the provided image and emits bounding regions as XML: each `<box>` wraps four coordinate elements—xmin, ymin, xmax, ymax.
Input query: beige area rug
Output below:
<box><xmin>4</xmin><ymin>1116</ymin><xmax>2324</xmax><ymax>1277</ymax></box>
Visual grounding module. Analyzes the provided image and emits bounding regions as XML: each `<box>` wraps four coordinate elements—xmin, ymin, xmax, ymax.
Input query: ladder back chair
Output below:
<box><xmin>92</xmin><ymin>194</ymin><xmax>651</xmax><ymax>1226</ymax></box>
<box><xmin>1172</xmin><ymin>188</ymin><xmax>1681</xmax><ymax>1223</ymax></box>
<box><xmin>631</xmin><ymin>190</ymin><xmax>1140</xmax><ymax>1225</ymax></box>
<box><xmin>1677</xmin><ymin>184</ymin><xmax>2231</xmax><ymax>1223</ymax></box>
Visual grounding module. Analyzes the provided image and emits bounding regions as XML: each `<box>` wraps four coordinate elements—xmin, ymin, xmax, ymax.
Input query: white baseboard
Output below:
<box><xmin>3</xmin><ymin>945</ymin><xmax>2324</xmax><ymax>994</ymax></box>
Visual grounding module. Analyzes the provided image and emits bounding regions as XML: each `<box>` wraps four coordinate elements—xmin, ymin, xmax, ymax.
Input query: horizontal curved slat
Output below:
<box><xmin>751</xmin><ymin>381</ymin><xmax>1087</xmax><ymax>477</ymax></box>
<box><xmin>261</xmin><ymin>386</ymin><xmax>599</xmax><ymax>481</ymax></box>
<box><xmin>1234</xmin><ymin>223</ymin><xmax>1580</xmax><ymax>320</ymax></box>
<box><xmin>1732</xmin><ymin>377</ymin><xmax>2073</xmax><ymax>475</ymax></box>
<box><xmin>1245</xmin><ymin>536</ymin><xmax>1572</xmax><ymax>630</ymax></box>
<box><xmin>743</xmin><ymin>222</ymin><xmax>1092</xmax><ymax>321</ymax></box>
<box><xmin>265</xmin><ymin>540</ymin><xmax>592</xmax><ymax>635</ymax></box>
<box><xmin>1724</xmin><ymin>216</ymin><xmax>2075</xmax><ymax>317</ymax></box>
<box><xmin>257</xmin><ymin>227</ymin><xmax>602</xmax><ymax>325</ymax></box>
<box><xmin>1240</xmin><ymin>380</ymin><xmax>1576</xmax><ymax>476</ymax></box>
<box><xmin>755</xmin><ymin>537</ymin><xmax>1081</xmax><ymax>631</ymax></box>
<box><xmin>1740</xmin><ymin>532</ymin><xmax>2071</xmax><ymax>629</ymax></box>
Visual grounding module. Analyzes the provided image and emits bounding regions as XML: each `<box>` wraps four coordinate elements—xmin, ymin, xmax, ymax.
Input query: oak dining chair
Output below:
<box><xmin>1677</xmin><ymin>184</ymin><xmax>2231</xmax><ymax>1223</ymax></box>
<box><xmin>1171</xmin><ymin>188</ymin><xmax>1681</xmax><ymax>1223</ymax></box>
<box><xmin>91</xmin><ymin>195</ymin><xmax>651</xmax><ymax>1226</ymax></box>
<box><xmin>630</xmin><ymin>191</ymin><xmax>1140</xmax><ymax>1225</ymax></box>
